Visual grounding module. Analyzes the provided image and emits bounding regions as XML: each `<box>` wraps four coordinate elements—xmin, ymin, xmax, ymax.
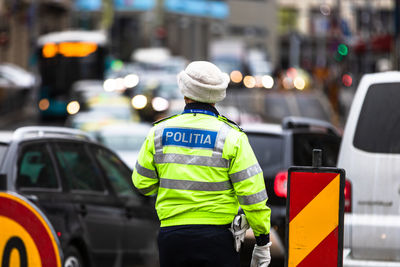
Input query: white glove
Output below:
<box><xmin>250</xmin><ymin>242</ymin><xmax>272</xmax><ymax>267</ymax></box>
<box><xmin>229</xmin><ymin>214</ymin><xmax>250</xmax><ymax>252</ymax></box>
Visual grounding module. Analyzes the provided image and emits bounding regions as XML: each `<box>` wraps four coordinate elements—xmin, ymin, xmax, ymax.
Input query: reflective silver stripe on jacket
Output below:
<box><xmin>138</xmin><ymin>184</ymin><xmax>159</xmax><ymax>195</ymax></box>
<box><xmin>135</xmin><ymin>162</ymin><xmax>158</xmax><ymax>179</ymax></box>
<box><xmin>229</xmin><ymin>164</ymin><xmax>262</xmax><ymax>183</ymax></box>
<box><xmin>154</xmin><ymin>125</ymin><xmax>165</xmax><ymax>154</ymax></box>
<box><xmin>237</xmin><ymin>189</ymin><xmax>268</xmax><ymax>205</ymax></box>
<box><xmin>154</xmin><ymin>154</ymin><xmax>230</xmax><ymax>168</ymax></box>
<box><xmin>212</xmin><ymin>123</ymin><xmax>231</xmax><ymax>157</ymax></box>
<box><xmin>160</xmin><ymin>178</ymin><xmax>232</xmax><ymax>191</ymax></box>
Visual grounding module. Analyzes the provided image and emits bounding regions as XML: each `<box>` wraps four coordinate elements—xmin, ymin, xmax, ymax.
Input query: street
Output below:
<box><xmin>1</xmin><ymin>0</ymin><xmax>400</xmax><ymax>266</ymax></box>
<box><xmin>0</xmin><ymin>88</ymin><xmax>340</xmax><ymax>267</ymax></box>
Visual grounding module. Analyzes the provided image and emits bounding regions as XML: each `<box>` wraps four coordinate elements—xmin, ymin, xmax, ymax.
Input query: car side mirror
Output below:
<box><xmin>0</xmin><ymin>174</ymin><xmax>7</xmax><ymax>191</ymax></box>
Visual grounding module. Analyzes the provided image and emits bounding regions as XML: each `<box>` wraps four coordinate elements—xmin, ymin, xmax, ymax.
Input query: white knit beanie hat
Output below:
<box><xmin>177</xmin><ymin>61</ymin><xmax>230</xmax><ymax>103</ymax></box>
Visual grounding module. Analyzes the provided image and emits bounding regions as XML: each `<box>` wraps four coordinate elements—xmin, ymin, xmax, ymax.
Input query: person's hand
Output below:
<box><xmin>250</xmin><ymin>242</ymin><xmax>272</xmax><ymax>267</ymax></box>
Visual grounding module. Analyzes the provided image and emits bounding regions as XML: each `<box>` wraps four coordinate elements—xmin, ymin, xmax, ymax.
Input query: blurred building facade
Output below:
<box><xmin>276</xmin><ymin>0</ymin><xmax>394</xmax><ymax>124</ymax></box>
<box><xmin>277</xmin><ymin>0</ymin><xmax>394</xmax><ymax>75</ymax></box>
<box><xmin>226</xmin><ymin>0</ymin><xmax>278</xmax><ymax>66</ymax></box>
<box><xmin>0</xmin><ymin>0</ymin><xmax>278</xmax><ymax>70</ymax></box>
<box><xmin>0</xmin><ymin>0</ymin><xmax>397</xmax><ymax>77</ymax></box>
<box><xmin>0</xmin><ymin>0</ymin><xmax>71</xmax><ymax>69</ymax></box>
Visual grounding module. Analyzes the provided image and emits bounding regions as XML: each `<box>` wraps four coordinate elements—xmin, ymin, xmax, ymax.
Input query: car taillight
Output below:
<box><xmin>344</xmin><ymin>179</ymin><xmax>352</xmax><ymax>213</ymax></box>
<box><xmin>274</xmin><ymin>171</ymin><xmax>288</xmax><ymax>198</ymax></box>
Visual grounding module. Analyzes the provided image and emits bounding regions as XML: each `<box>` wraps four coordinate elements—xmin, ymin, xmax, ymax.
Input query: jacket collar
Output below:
<box><xmin>183</xmin><ymin>102</ymin><xmax>220</xmax><ymax>117</ymax></box>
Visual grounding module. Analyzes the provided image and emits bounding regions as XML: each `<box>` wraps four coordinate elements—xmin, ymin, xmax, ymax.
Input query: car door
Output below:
<box><xmin>52</xmin><ymin>141</ymin><xmax>125</xmax><ymax>267</ymax></box>
<box><xmin>90</xmin><ymin>144</ymin><xmax>159</xmax><ymax>267</ymax></box>
<box><xmin>15</xmin><ymin>141</ymin><xmax>69</xmax><ymax>238</ymax></box>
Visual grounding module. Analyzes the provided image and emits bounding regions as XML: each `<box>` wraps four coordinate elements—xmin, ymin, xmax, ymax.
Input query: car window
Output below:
<box><xmin>293</xmin><ymin>133</ymin><xmax>340</xmax><ymax>167</ymax></box>
<box><xmin>0</xmin><ymin>144</ymin><xmax>8</xmax><ymax>167</ymax></box>
<box><xmin>54</xmin><ymin>142</ymin><xmax>105</xmax><ymax>192</ymax></box>
<box><xmin>247</xmin><ymin>133</ymin><xmax>284</xmax><ymax>176</ymax></box>
<box><xmin>16</xmin><ymin>143</ymin><xmax>59</xmax><ymax>189</ymax></box>
<box><xmin>92</xmin><ymin>146</ymin><xmax>138</xmax><ymax>197</ymax></box>
<box><xmin>353</xmin><ymin>83</ymin><xmax>400</xmax><ymax>153</ymax></box>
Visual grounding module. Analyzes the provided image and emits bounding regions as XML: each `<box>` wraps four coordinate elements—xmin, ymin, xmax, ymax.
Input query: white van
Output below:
<box><xmin>338</xmin><ymin>72</ymin><xmax>400</xmax><ymax>266</ymax></box>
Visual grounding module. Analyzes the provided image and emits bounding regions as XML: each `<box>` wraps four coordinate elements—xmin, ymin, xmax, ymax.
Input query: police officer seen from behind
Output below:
<box><xmin>132</xmin><ymin>61</ymin><xmax>272</xmax><ymax>267</ymax></box>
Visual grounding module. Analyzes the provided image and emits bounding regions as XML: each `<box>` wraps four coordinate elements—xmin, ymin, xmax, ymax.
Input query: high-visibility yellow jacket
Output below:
<box><xmin>132</xmin><ymin>104</ymin><xmax>271</xmax><ymax>239</ymax></box>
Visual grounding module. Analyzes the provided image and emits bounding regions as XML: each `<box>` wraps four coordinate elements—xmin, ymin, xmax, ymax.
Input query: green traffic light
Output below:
<box><xmin>111</xmin><ymin>59</ymin><xmax>124</xmax><ymax>71</ymax></box>
<box><xmin>338</xmin><ymin>44</ymin><xmax>348</xmax><ymax>56</ymax></box>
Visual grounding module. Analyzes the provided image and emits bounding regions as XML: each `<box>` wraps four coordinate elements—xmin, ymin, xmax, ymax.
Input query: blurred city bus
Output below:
<box><xmin>36</xmin><ymin>30</ymin><xmax>108</xmax><ymax>120</ymax></box>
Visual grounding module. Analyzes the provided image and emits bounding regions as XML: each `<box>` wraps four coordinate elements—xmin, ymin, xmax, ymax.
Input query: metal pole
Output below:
<box><xmin>394</xmin><ymin>0</ymin><xmax>400</xmax><ymax>70</ymax></box>
<box><xmin>312</xmin><ymin>149</ymin><xmax>322</xmax><ymax>168</ymax></box>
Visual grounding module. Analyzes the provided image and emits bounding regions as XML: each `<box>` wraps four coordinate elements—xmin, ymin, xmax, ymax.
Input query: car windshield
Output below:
<box><xmin>0</xmin><ymin>144</ymin><xmax>8</xmax><ymax>167</ymax></box>
<box><xmin>262</xmin><ymin>92</ymin><xmax>332</xmax><ymax>123</ymax></box>
<box><xmin>263</xmin><ymin>94</ymin><xmax>292</xmax><ymax>123</ymax></box>
<box><xmin>100</xmin><ymin>134</ymin><xmax>146</xmax><ymax>151</ymax></box>
<box><xmin>297</xmin><ymin>95</ymin><xmax>330</xmax><ymax>121</ymax></box>
<box><xmin>247</xmin><ymin>133</ymin><xmax>284</xmax><ymax>176</ymax></box>
<box><xmin>213</xmin><ymin>58</ymin><xmax>243</xmax><ymax>73</ymax></box>
<box><xmin>90</xmin><ymin>106</ymin><xmax>132</xmax><ymax>121</ymax></box>
<box><xmin>249</xmin><ymin>61</ymin><xmax>272</xmax><ymax>75</ymax></box>
<box><xmin>158</xmin><ymin>83</ymin><xmax>180</xmax><ymax>99</ymax></box>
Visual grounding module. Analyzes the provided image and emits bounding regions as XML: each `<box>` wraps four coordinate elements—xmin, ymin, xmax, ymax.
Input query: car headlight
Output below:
<box><xmin>124</xmin><ymin>74</ymin><xmax>139</xmax><ymax>88</ymax></box>
<box><xmin>262</xmin><ymin>75</ymin><xmax>274</xmax><ymax>89</ymax></box>
<box><xmin>38</xmin><ymin>98</ymin><xmax>50</xmax><ymax>111</ymax></box>
<box><xmin>103</xmin><ymin>79</ymin><xmax>116</xmax><ymax>92</ymax></box>
<box><xmin>131</xmin><ymin>95</ymin><xmax>147</xmax><ymax>109</ymax></box>
<box><xmin>67</xmin><ymin>101</ymin><xmax>80</xmax><ymax>115</ymax></box>
<box><xmin>152</xmin><ymin>97</ymin><xmax>169</xmax><ymax>112</ymax></box>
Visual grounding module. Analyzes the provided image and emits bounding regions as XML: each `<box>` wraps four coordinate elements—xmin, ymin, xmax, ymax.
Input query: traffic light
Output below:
<box><xmin>335</xmin><ymin>43</ymin><xmax>349</xmax><ymax>62</ymax></box>
<box><xmin>337</xmin><ymin>44</ymin><xmax>348</xmax><ymax>56</ymax></box>
<box><xmin>342</xmin><ymin>74</ymin><xmax>352</xmax><ymax>87</ymax></box>
<box><xmin>111</xmin><ymin>59</ymin><xmax>124</xmax><ymax>71</ymax></box>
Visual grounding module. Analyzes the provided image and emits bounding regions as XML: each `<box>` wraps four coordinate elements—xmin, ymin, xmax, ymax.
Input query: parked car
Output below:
<box><xmin>0</xmin><ymin>63</ymin><xmax>37</xmax><ymax>115</ymax></box>
<box><xmin>241</xmin><ymin>116</ymin><xmax>342</xmax><ymax>263</ymax></box>
<box><xmin>0</xmin><ymin>126</ymin><xmax>159</xmax><ymax>267</ymax></box>
<box><xmin>0</xmin><ymin>63</ymin><xmax>36</xmax><ymax>89</ymax></box>
<box><xmin>95</xmin><ymin>122</ymin><xmax>152</xmax><ymax>169</ymax></box>
<box><xmin>338</xmin><ymin>72</ymin><xmax>400</xmax><ymax>266</ymax></box>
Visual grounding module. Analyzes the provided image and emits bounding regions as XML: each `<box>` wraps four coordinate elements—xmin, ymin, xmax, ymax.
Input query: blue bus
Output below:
<box><xmin>36</xmin><ymin>30</ymin><xmax>108</xmax><ymax>120</ymax></box>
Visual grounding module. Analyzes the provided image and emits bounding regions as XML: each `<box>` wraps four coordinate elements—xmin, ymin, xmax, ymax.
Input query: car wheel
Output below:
<box><xmin>64</xmin><ymin>246</ymin><xmax>84</xmax><ymax>267</ymax></box>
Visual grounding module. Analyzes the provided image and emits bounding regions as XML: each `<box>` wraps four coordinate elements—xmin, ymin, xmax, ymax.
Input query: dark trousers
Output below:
<box><xmin>158</xmin><ymin>225</ymin><xmax>240</xmax><ymax>267</ymax></box>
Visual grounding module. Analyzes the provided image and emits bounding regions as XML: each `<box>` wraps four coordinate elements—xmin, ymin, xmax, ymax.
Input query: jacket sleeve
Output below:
<box><xmin>132</xmin><ymin>127</ymin><xmax>159</xmax><ymax>196</ymax></box>
<box><xmin>228</xmin><ymin>132</ymin><xmax>271</xmax><ymax>244</ymax></box>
